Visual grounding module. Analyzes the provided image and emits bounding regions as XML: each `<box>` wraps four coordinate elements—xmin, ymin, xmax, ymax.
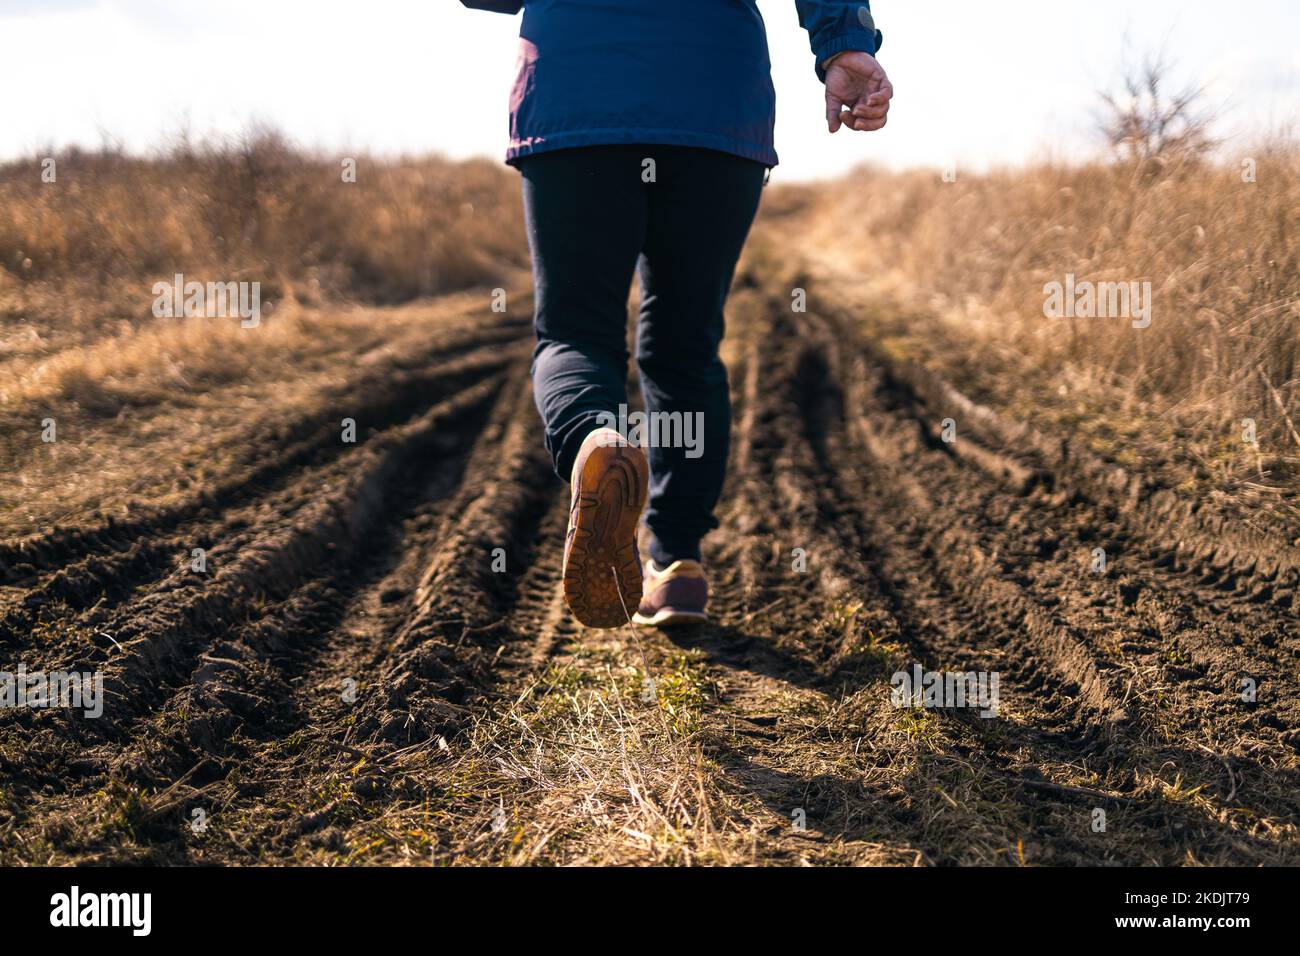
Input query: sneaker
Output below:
<box><xmin>562</xmin><ymin>427</ymin><xmax>649</xmax><ymax>628</ymax></box>
<box><xmin>632</xmin><ymin>558</ymin><xmax>709</xmax><ymax>627</ymax></box>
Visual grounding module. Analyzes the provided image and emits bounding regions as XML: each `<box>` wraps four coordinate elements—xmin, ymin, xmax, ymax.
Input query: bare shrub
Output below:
<box><xmin>1097</xmin><ymin>50</ymin><xmax>1218</xmax><ymax>170</ymax></box>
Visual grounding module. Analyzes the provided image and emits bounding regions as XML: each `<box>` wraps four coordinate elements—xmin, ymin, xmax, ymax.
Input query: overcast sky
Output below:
<box><xmin>3</xmin><ymin>0</ymin><xmax>1297</xmax><ymax>180</ymax></box>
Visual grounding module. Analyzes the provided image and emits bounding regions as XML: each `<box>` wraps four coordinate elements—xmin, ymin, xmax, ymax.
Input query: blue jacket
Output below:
<box><xmin>461</xmin><ymin>1</ymin><xmax>881</xmax><ymax>167</ymax></box>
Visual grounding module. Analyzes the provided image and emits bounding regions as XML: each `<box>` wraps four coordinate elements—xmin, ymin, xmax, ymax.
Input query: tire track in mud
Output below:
<box><xmin>3</xmin><ymin>275</ymin><xmax>1297</xmax><ymax>865</ymax></box>
<box><xmin>0</xmin><ymin>344</ymin><xmax>516</xmax><ymax>657</ymax></box>
<box><xmin>0</xmin><ymin>306</ymin><xmax>546</xmax><ymax>861</ymax></box>
<box><xmin>0</xmin><ymin>318</ymin><xmax>529</xmax><ymax>589</ymax></box>
<box><xmin>0</xmin><ymin>378</ymin><xmax>506</xmax><ymax>856</ymax></box>
<box><xmin>677</xmin><ymin>284</ymin><xmax>1299</xmax><ymax>864</ymax></box>
<box><xmin>0</xmin><ymin>355</ymin><xmax>578</xmax><ymax>861</ymax></box>
<box><xmin>171</xmin><ymin>375</ymin><xmax>563</xmax><ymax>861</ymax></box>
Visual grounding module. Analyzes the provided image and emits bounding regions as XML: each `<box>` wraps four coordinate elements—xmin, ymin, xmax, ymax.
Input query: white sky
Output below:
<box><xmin>3</xmin><ymin>0</ymin><xmax>1297</xmax><ymax>180</ymax></box>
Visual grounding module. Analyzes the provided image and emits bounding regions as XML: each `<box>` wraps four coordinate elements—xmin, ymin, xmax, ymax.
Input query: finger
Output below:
<box><xmin>826</xmin><ymin>92</ymin><xmax>845</xmax><ymax>133</ymax></box>
<box><xmin>849</xmin><ymin>114</ymin><xmax>887</xmax><ymax>132</ymax></box>
<box><xmin>851</xmin><ymin>102</ymin><xmax>889</xmax><ymax>120</ymax></box>
<box><xmin>868</xmin><ymin>78</ymin><xmax>894</xmax><ymax>104</ymax></box>
<box><xmin>846</xmin><ymin>110</ymin><xmax>887</xmax><ymax>131</ymax></box>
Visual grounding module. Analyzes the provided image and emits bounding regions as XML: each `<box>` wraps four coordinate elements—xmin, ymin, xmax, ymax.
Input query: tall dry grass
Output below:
<box><xmin>799</xmin><ymin>145</ymin><xmax>1300</xmax><ymax>470</ymax></box>
<box><xmin>0</xmin><ymin>131</ymin><xmax>531</xmax><ymax>461</ymax></box>
<box><xmin>0</xmin><ymin>130</ymin><xmax>528</xmax><ymax>316</ymax></box>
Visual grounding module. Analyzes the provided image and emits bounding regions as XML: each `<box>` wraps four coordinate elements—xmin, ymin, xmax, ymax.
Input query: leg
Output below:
<box><xmin>520</xmin><ymin>147</ymin><xmax>653</xmax><ymax>628</ymax></box>
<box><xmin>518</xmin><ymin>146</ymin><xmax>648</xmax><ymax>480</ymax></box>
<box><xmin>635</xmin><ymin>147</ymin><xmax>765</xmax><ymax>563</ymax></box>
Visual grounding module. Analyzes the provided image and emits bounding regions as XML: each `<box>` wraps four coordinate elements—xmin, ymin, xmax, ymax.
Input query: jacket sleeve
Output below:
<box><xmin>796</xmin><ymin>1</ymin><xmax>883</xmax><ymax>81</ymax></box>
<box><xmin>460</xmin><ymin>1</ymin><xmax>523</xmax><ymax>13</ymax></box>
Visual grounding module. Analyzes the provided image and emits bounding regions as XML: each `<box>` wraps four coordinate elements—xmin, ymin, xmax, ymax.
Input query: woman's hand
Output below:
<box><xmin>824</xmin><ymin>51</ymin><xmax>893</xmax><ymax>133</ymax></box>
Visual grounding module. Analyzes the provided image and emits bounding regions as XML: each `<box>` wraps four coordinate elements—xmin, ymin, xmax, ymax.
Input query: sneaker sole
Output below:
<box><xmin>631</xmin><ymin>608</ymin><xmax>709</xmax><ymax>628</ymax></box>
<box><xmin>563</xmin><ymin>442</ymin><xmax>649</xmax><ymax>628</ymax></box>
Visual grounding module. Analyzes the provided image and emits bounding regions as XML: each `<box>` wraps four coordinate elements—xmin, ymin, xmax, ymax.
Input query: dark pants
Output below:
<box><xmin>518</xmin><ymin>144</ymin><xmax>765</xmax><ymax>565</ymax></box>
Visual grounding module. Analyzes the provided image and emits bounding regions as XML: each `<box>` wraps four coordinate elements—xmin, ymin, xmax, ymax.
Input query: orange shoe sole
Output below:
<box><xmin>563</xmin><ymin>442</ymin><xmax>649</xmax><ymax>628</ymax></box>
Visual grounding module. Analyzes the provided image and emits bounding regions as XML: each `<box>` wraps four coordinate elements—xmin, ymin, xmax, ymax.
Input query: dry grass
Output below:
<box><xmin>0</xmin><ymin>132</ymin><xmax>530</xmax><ymax>494</ymax></box>
<box><xmin>788</xmin><ymin>144</ymin><xmax>1300</xmax><ymax>518</ymax></box>
<box><xmin>433</xmin><ymin>639</ymin><xmax>730</xmax><ymax>866</ymax></box>
<box><xmin>0</xmin><ymin>130</ymin><xmax>529</xmax><ymax>420</ymax></box>
<box><xmin>1</xmin><ymin>130</ymin><xmax>525</xmax><ymax>302</ymax></box>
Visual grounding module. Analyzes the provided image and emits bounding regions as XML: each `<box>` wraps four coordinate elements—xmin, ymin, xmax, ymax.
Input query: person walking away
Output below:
<box><xmin>460</xmin><ymin>0</ymin><xmax>892</xmax><ymax>627</ymax></box>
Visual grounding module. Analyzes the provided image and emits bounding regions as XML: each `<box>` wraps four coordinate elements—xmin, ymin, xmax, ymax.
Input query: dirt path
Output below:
<box><xmin>1</xmin><ymin>268</ymin><xmax>1296</xmax><ymax>865</ymax></box>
